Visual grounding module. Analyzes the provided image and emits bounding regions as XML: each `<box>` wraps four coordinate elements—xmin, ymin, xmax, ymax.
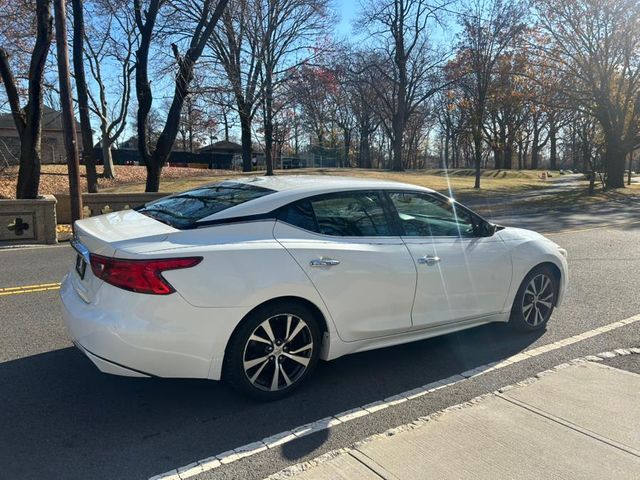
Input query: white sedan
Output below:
<box><xmin>61</xmin><ymin>176</ymin><xmax>568</xmax><ymax>399</ymax></box>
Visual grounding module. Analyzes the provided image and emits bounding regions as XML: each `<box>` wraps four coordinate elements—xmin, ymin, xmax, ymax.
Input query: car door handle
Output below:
<box><xmin>417</xmin><ymin>255</ymin><xmax>440</xmax><ymax>265</ymax></box>
<box><xmin>310</xmin><ymin>257</ymin><xmax>341</xmax><ymax>267</ymax></box>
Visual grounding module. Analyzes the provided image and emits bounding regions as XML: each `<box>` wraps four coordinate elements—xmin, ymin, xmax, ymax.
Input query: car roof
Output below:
<box><xmin>201</xmin><ymin>175</ymin><xmax>437</xmax><ymax>222</ymax></box>
<box><xmin>223</xmin><ymin>174</ymin><xmax>425</xmax><ymax>192</ymax></box>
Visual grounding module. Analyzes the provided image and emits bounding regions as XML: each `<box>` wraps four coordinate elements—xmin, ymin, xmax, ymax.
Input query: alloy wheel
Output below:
<box><xmin>521</xmin><ymin>273</ymin><xmax>555</xmax><ymax>327</ymax></box>
<box><xmin>242</xmin><ymin>313</ymin><xmax>314</xmax><ymax>392</ymax></box>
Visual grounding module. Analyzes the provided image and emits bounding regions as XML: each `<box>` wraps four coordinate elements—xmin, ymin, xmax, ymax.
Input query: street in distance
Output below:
<box><xmin>60</xmin><ymin>176</ymin><xmax>568</xmax><ymax>400</ymax></box>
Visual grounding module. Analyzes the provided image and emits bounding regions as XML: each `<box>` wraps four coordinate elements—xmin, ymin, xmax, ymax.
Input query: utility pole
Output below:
<box><xmin>53</xmin><ymin>0</ymin><xmax>83</xmax><ymax>224</ymax></box>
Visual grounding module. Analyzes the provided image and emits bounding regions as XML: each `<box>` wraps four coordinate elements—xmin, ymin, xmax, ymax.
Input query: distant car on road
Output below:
<box><xmin>61</xmin><ymin>176</ymin><xmax>568</xmax><ymax>399</ymax></box>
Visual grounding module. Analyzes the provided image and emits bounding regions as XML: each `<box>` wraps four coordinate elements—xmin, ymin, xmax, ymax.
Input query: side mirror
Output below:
<box><xmin>475</xmin><ymin>221</ymin><xmax>496</xmax><ymax>237</ymax></box>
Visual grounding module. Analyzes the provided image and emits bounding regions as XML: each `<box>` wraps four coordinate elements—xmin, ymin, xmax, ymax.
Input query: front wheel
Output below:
<box><xmin>510</xmin><ymin>266</ymin><xmax>558</xmax><ymax>332</ymax></box>
<box><xmin>223</xmin><ymin>302</ymin><xmax>321</xmax><ymax>400</ymax></box>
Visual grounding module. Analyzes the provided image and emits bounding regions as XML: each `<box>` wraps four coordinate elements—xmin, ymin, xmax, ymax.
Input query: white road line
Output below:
<box><xmin>149</xmin><ymin>313</ymin><xmax>640</xmax><ymax>480</ymax></box>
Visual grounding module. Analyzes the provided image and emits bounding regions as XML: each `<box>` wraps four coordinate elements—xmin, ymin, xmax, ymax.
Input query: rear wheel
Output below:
<box><xmin>510</xmin><ymin>266</ymin><xmax>558</xmax><ymax>332</ymax></box>
<box><xmin>223</xmin><ymin>302</ymin><xmax>321</xmax><ymax>400</ymax></box>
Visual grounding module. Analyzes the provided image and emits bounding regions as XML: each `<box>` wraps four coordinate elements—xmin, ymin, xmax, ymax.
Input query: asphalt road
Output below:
<box><xmin>1</xmin><ymin>207</ymin><xmax>640</xmax><ymax>480</ymax></box>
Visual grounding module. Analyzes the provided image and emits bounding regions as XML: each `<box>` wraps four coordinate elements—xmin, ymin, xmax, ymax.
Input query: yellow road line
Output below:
<box><xmin>0</xmin><ymin>283</ymin><xmax>61</xmax><ymax>296</ymax></box>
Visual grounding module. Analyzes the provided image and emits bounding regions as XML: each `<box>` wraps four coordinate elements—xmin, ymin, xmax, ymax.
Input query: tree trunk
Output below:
<box><xmin>71</xmin><ymin>0</ymin><xmax>98</xmax><ymax>193</ymax></box>
<box><xmin>0</xmin><ymin>0</ymin><xmax>53</xmax><ymax>199</ymax></box>
<box><xmin>263</xmin><ymin>67</ymin><xmax>274</xmax><ymax>176</ymax></box>
<box><xmin>582</xmin><ymin>126</ymin><xmax>590</xmax><ymax>173</ymax></box>
<box><xmin>359</xmin><ymin>131</ymin><xmax>371</xmax><ymax>168</ymax></box>
<box><xmin>493</xmin><ymin>146</ymin><xmax>502</xmax><ymax>169</ymax></box>
<box><xmin>145</xmin><ymin>161</ymin><xmax>162</xmax><ymax>192</ymax></box>
<box><xmin>517</xmin><ymin>141</ymin><xmax>523</xmax><ymax>170</ymax></box>
<box><xmin>549</xmin><ymin>124</ymin><xmax>557</xmax><ymax>170</ymax></box>
<box><xmin>392</xmin><ymin>23</ymin><xmax>406</xmax><ymax>172</ymax></box>
<box><xmin>16</xmin><ymin>129</ymin><xmax>42</xmax><ymax>199</ymax></box>
<box><xmin>442</xmin><ymin>133</ymin><xmax>449</xmax><ymax>169</ymax></box>
<box><xmin>343</xmin><ymin>128</ymin><xmax>351</xmax><ymax>168</ymax></box>
<box><xmin>391</xmin><ymin>116</ymin><xmax>403</xmax><ymax>171</ymax></box>
<box><xmin>603</xmin><ymin>136</ymin><xmax>626</xmax><ymax>189</ymax></box>
<box><xmin>239</xmin><ymin>112</ymin><xmax>253</xmax><ymax>172</ymax></box>
<box><xmin>473</xmin><ymin>131</ymin><xmax>482</xmax><ymax>189</ymax></box>
<box><xmin>504</xmin><ymin>139</ymin><xmax>514</xmax><ymax>169</ymax></box>
<box><xmin>101</xmin><ymin>136</ymin><xmax>115</xmax><ymax>179</ymax></box>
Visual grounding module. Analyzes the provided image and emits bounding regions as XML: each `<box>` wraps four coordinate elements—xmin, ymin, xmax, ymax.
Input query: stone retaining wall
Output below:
<box><xmin>55</xmin><ymin>192</ymin><xmax>170</xmax><ymax>224</ymax></box>
<box><xmin>0</xmin><ymin>195</ymin><xmax>57</xmax><ymax>245</ymax></box>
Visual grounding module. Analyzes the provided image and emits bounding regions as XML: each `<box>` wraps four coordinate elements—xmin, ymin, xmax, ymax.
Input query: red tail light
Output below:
<box><xmin>89</xmin><ymin>254</ymin><xmax>202</xmax><ymax>295</ymax></box>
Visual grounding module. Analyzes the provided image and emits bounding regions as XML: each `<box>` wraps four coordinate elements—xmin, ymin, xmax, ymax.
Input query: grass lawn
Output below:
<box><xmin>104</xmin><ymin>167</ymin><xmax>640</xmax><ymax>216</ymax></box>
<box><xmin>5</xmin><ymin>165</ymin><xmax>636</xmax><ymax>217</ymax></box>
<box><xmin>103</xmin><ymin>167</ymin><xmax>553</xmax><ymax>199</ymax></box>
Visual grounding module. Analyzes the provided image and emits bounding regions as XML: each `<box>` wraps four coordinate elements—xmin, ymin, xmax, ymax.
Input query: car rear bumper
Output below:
<box><xmin>60</xmin><ymin>272</ymin><xmax>248</xmax><ymax>380</ymax></box>
<box><xmin>72</xmin><ymin>339</ymin><xmax>151</xmax><ymax>377</ymax></box>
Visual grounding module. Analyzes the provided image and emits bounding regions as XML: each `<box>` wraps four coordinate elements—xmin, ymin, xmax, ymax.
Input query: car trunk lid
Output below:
<box><xmin>69</xmin><ymin>210</ymin><xmax>177</xmax><ymax>302</ymax></box>
<box><xmin>73</xmin><ymin>210</ymin><xmax>177</xmax><ymax>257</ymax></box>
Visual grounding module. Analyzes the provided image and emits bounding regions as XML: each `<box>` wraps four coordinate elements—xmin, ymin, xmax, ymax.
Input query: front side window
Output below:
<box><xmin>138</xmin><ymin>182</ymin><xmax>274</xmax><ymax>229</ymax></box>
<box><xmin>388</xmin><ymin>192</ymin><xmax>477</xmax><ymax>237</ymax></box>
<box><xmin>279</xmin><ymin>192</ymin><xmax>392</xmax><ymax>237</ymax></box>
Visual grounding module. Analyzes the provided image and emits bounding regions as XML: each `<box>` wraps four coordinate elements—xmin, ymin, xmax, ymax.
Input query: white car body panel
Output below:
<box><xmin>273</xmin><ymin>221</ymin><xmax>416</xmax><ymax>342</ymax></box>
<box><xmin>60</xmin><ymin>175</ymin><xmax>568</xmax><ymax>382</ymax></box>
<box><xmin>497</xmin><ymin>227</ymin><xmax>568</xmax><ymax>308</ymax></box>
<box><xmin>403</xmin><ymin>235</ymin><xmax>512</xmax><ymax>327</ymax></box>
<box><xmin>74</xmin><ymin>209</ymin><xmax>175</xmax><ymax>256</ymax></box>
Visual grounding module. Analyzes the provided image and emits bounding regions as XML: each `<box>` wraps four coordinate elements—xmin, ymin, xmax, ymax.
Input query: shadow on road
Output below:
<box><xmin>486</xmin><ymin>200</ymin><xmax>640</xmax><ymax>234</ymax></box>
<box><xmin>0</xmin><ymin>323</ymin><xmax>543</xmax><ymax>480</ymax></box>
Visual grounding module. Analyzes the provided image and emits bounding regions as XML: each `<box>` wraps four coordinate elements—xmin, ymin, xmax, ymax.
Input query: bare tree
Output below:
<box><xmin>347</xmin><ymin>52</ymin><xmax>381</xmax><ymax>169</ymax></box>
<box><xmin>70</xmin><ymin>0</ymin><xmax>99</xmax><ymax>191</ymax></box>
<box><xmin>85</xmin><ymin>0</ymin><xmax>137</xmax><ymax>179</ymax></box>
<box><xmin>0</xmin><ymin>0</ymin><xmax>53</xmax><ymax>198</ymax></box>
<box><xmin>536</xmin><ymin>0</ymin><xmax>640</xmax><ymax>189</ymax></box>
<box><xmin>256</xmin><ymin>0</ymin><xmax>332</xmax><ymax>175</ymax></box>
<box><xmin>457</xmin><ymin>0</ymin><xmax>526</xmax><ymax>187</ymax></box>
<box><xmin>134</xmin><ymin>0</ymin><xmax>228</xmax><ymax>192</ymax></box>
<box><xmin>358</xmin><ymin>0</ymin><xmax>446</xmax><ymax>171</ymax></box>
<box><xmin>209</xmin><ymin>0</ymin><xmax>263</xmax><ymax>171</ymax></box>
<box><xmin>289</xmin><ymin>63</ymin><xmax>335</xmax><ymax>147</ymax></box>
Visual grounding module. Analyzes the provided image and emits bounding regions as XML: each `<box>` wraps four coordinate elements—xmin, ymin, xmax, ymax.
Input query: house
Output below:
<box><xmin>197</xmin><ymin>140</ymin><xmax>244</xmax><ymax>155</ymax></box>
<box><xmin>0</xmin><ymin>106</ymin><xmax>83</xmax><ymax>165</ymax></box>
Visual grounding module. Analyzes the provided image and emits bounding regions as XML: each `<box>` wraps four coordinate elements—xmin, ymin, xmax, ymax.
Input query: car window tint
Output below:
<box><xmin>389</xmin><ymin>192</ymin><xmax>476</xmax><ymax>237</ymax></box>
<box><xmin>310</xmin><ymin>192</ymin><xmax>391</xmax><ymax>237</ymax></box>
<box><xmin>278</xmin><ymin>199</ymin><xmax>318</xmax><ymax>232</ymax></box>
<box><xmin>138</xmin><ymin>182</ymin><xmax>274</xmax><ymax>229</ymax></box>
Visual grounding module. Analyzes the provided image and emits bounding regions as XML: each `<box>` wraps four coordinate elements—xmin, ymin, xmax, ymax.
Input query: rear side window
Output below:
<box><xmin>138</xmin><ymin>182</ymin><xmax>274</xmax><ymax>229</ymax></box>
<box><xmin>278</xmin><ymin>199</ymin><xmax>318</xmax><ymax>232</ymax></box>
<box><xmin>279</xmin><ymin>192</ymin><xmax>392</xmax><ymax>237</ymax></box>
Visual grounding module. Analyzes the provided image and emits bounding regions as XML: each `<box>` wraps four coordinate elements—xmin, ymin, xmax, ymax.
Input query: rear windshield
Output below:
<box><xmin>138</xmin><ymin>182</ymin><xmax>275</xmax><ymax>229</ymax></box>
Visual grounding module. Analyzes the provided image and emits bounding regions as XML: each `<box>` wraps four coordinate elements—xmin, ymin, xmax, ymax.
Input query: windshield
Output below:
<box><xmin>138</xmin><ymin>182</ymin><xmax>275</xmax><ymax>229</ymax></box>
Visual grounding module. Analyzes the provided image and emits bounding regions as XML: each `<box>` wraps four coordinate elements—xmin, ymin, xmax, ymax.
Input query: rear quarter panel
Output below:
<box><xmin>120</xmin><ymin>221</ymin><xmax>336</xmax><ymax>332</ymax></box>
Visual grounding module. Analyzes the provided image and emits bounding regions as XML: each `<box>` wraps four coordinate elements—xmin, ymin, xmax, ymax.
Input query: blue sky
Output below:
<box><xmin>333</xmin><ymin>0</ymin><xmax>359</xmax><ymax>38</ymax></box>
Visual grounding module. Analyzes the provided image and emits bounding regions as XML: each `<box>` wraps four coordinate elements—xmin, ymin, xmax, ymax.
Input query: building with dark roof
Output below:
<box><xmin>0</xmin><ymin>106</ymin><xmax>83</xmax><ymax>165</ymax></box>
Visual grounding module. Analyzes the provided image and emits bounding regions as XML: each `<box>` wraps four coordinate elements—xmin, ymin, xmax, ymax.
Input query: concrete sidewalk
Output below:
<box><xmin>273</xmin><ymin>361</ymin><xmax>640</xmax><ymax>480</ymax></box>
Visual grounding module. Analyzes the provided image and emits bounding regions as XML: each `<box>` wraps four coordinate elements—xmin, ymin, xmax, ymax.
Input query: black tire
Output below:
<box><xmin>510</xmin><ymin>265</ymin><xmax>558</xmax><ymax>332</ymax></box>
<box><xmin>223</xmin><ymin>301</ymin><xmax>321</xmax><ymax>401</ymax></box>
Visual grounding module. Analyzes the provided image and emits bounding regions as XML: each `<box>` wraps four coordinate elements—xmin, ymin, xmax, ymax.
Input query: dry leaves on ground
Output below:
<box><xmin>0</xmin><ymin>164</ymin><xmax>226</xmax><ymax>199</ymax></box>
